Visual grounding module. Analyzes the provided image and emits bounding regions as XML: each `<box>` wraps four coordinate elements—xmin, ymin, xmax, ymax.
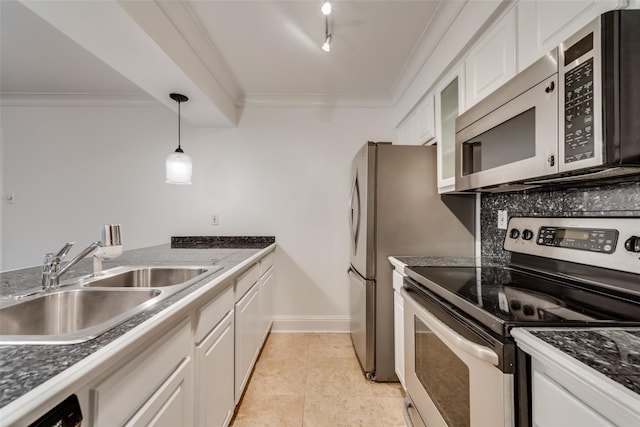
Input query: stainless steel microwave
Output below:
<box><xmin>455</xmin><ymin>10</ymin><xmax>640</xmax><ymax>192</ymax></box>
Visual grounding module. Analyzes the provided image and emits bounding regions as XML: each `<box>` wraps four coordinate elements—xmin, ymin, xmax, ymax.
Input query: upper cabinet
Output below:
<box><xmin>465</xmin><ymin>7</ymin><xmax>517</xmax><ymax>109</ymax></box>
<box><xmin>434</xmin><ymin>65</ymin><xmax>464</xmax><ymax>194</ymax></box>
<box><xmin>397</xmin><ymin>94</ymin><xmax>435</xmax><ymax>146</ymax></box>
<box><xmin>395</xmin><ymin>0</ymin><xmax>631</xmax><ymax>192</ymax></box>
<box><xmin>517</xmin><ymin>0</ymin><xmax>628</xmax><ymax>71</ymax></box>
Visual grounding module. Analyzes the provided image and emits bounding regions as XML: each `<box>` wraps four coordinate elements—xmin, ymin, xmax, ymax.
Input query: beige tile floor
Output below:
<box><xmin>230</xmin><ymin>333</ymin><xmax>406</xmax><ymax>427</ymax></box>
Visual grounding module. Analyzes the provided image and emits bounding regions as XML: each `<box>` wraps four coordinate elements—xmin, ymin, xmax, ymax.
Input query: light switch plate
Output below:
<box><xmin>498</xmin><ymin>210</ymin><xmax>508</xmax><ymax>230</ymax></box>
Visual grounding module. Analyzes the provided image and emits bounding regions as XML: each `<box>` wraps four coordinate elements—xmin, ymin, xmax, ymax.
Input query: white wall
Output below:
<box><xmin>0</xmin><ymin>103</ymin><xmax>394</xmax><ymax>329</ymax></box>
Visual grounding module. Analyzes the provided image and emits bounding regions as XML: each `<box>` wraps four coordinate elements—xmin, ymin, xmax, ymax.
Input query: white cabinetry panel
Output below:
<box><xmin>234</xmin><ymin>281</ymin><xmax>261</xmax><ymax>403</ymax></box>
<box><xmin>392</xmin><ymin>270</ymin><xmax>405</xmax><ymax>389</ymax></box>
<box><xmin>416</xmin><ymin>95</ymin><xmax>435</xmax><ymax>144</ymax></box>
<box><xmin>398</xmin><ymin>112</ymin><xmax>418</xmax><ymax>146</ymax></box>
<box><xmin>532</xmin><ymin>370</ymin><xmax>614</xmax><ymax>427</ymax></box>
<box><xmin>517</xmin><ymin>0</ymin><xmax>626</xmax><ymax>71</ymax></box>
<box><xmin>196</xmin><ymin>310</ymin><xmax>235</xmax><ymax>427</ymax></box>
<box><xmin>434</xmin><ymin>64</ymin><xmax>464</xmax><ymax>193</ymax></box>
<box><xmin>90</xmin><ymin>320</ymin><xmax>193</xmax><ymax>427</ymax></box>
<box><xmin>465</xmin><ymin>7</ymin><xmax>516</xmax><ymax>109</ymax></box>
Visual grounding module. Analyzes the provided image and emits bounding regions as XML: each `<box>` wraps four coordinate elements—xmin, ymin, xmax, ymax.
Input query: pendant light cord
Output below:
<box><xmin>177</xmin><ymin>100</ymin><xmax>182</xmax><ymax>151</ymax></box>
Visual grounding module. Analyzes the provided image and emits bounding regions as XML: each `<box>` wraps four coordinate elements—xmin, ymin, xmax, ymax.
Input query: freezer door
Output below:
<box><xmin>349</xmin><ymin>143</ymin><xmax>376</xmax><ymax>279</ymax></box>
<box><xmin>348</xmin><ymin>266</ymin><xmax>375</xmax><ymax>374</ymax></box>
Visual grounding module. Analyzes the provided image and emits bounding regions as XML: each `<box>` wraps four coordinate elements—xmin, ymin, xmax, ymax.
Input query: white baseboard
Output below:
<box><xmin>271</xmin><ymin>315</ymin><xmax>350</xmax><ymax>333</ymax></box>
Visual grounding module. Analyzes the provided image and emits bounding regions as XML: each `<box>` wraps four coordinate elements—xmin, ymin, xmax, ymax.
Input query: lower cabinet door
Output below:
<box><xmin>235</xmin><ymin>282</ymin><xmax>261</xmax><ymax>403</ymax></box>
<box><xmin>196</xmin><ymin>310</ymin><xmax>235</xmax><ymax>427</ymax></box>
<box><xmin>126</xmin><ymin>358</ymin><xmax>193</xmax><ymax>427</ymax></box>
<box><xmin>90</xmin><ymin>320</ymin><xmax>194</xmax><ymax>427</ymax></box>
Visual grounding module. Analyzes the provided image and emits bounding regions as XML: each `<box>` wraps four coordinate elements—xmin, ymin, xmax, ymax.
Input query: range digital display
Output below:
<box><xmin>556</xmin><ymin>229</ymin><xmax>591</xmax><ymax>240</ymax></box>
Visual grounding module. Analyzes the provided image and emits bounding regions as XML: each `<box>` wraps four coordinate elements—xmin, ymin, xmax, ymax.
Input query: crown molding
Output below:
<box><xmin>0</xmin><ymin>92</ymin><xmax>158</xmax><ymax>107</ymax></box>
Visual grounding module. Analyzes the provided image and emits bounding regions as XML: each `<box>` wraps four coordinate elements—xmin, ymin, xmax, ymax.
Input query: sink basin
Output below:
<box><xmin>83</xmin><ymin>267</ymin><xmax>210</xmax><ymax>288</ymax></box>
<box><xmin>0</xmin><ymin>289</ymin><xmax>162</xmax><ymax>344</ymax></box>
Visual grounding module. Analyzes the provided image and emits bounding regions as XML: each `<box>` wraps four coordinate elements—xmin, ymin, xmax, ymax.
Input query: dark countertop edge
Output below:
<box><xmin>512</xmin><ymin>327</ymin><xmax>640</xmax><ymax>398</ymax></box>
<box><xmin>171</xmin><ymin>236</ymin><xmax>276</xmax><ymax>249</ymax></box>
<box><xmin>0</xmin><ymin>243</ymin><xmax>276</xmax><ymax>419</ymax></box>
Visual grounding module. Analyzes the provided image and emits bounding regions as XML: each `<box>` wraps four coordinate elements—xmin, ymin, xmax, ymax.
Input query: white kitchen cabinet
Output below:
<box><xmin>397</xmin><ymin>112</ymin><xmax>418</xmax><ymax>146</ymax></box>
<box><xmin>529</xmin><ymin>358</ymin><xmax>638</xmax><ymax>427</ymax></box>
<box><xmin>465</xmin><ymin>7</ymin><xmax>516</xmax><ymax>109</ymax></box>
<box><xmin>532</xmin><ymin>368</ymin><xmax>614</xmax><ymax>427</ymax></box>
<box><xmin>517</xmin><ymin>0</ymin><xmax>626</xmax><ymax>72</ymax></box>
<box><xmin>196</xmin><ymin>309</ymin><xmax>235</xmax><ymax>427</ymax></box>
<box><xmin>434</xmin><ymin>64</ymin><xmax>465</xmax><ymax>193</ymax></box>
<box><xmin>416</xmin><ymin>94</ymin><xmax>435</xmax><ymax>145</ymax></box>
<box><xmin>234</xmin><ymin>280</ymin><xmax>262</xmax><ymax>403</ymax></box>
<box><xmin>397</xmin><ymin>95</ymin><xmax>435</xmax><ymax>146</ymax></box>
<box><xmin>259</xmin><ymin>266</ymin><xmax>274</xmax><ymax>343</ymax></box>
<box><xmin>195</xmin><ymin>286</ymin><xmax>235</xmax><ymax>427</ymax></box>
<box><xmin>392</xmin><ymin>269</ymin><xmax>406</xmax><ymax>389</ymax></box>
<box><xmin>513</xmin><ymin>329</ymin><xmax>640</xmax><ymax>427</ymax></box>
<box><xmin>89</xmin><ymin>319</ymin><xmax>194</xmax><ymax>427</ymax></box>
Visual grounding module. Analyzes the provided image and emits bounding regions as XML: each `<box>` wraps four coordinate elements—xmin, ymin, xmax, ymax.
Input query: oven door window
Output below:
<box><xmin>415</xmin><ymin>316</ymin><xmax>470</xmax><ymax>427</ymax></box>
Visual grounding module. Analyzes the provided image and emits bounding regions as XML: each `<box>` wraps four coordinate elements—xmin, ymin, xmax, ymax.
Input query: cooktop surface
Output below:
<box><xmin>406</xmin><ymin>265</ymin><xmax>640</xmax><ymax>336</ymax></box>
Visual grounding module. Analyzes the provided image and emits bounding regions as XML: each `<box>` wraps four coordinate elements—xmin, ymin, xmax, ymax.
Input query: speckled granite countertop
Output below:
<box><xmin>0</xmin><ymin>241</ymin><xmax>275</xmax><ymax>411</ymax></box>
<box><xmin>388</xmin><ymin>256</ymin><xmax>505</xmax><ymax>273</ymax></box>
<box><xmin>523</xmin><ymin>328</ymin><xmax>640</xmax><ymax>395</ymax></box>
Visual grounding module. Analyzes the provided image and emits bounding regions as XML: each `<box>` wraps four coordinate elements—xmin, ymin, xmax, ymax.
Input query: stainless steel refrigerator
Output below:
<box><xmin>348</xmin><ymin>141</ymin><xmax>475</xmax><ymax>381</ymax></box>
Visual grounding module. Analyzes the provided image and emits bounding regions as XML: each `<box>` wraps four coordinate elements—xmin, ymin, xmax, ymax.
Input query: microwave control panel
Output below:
<box><xmin>564</xmin><ymin>57</ymin><xmax>595</xmax><ymax>163</ymax></box>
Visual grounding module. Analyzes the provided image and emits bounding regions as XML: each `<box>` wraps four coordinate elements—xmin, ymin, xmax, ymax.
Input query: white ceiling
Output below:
<box><xmin>0</xmin><ymin>0</ymin><xmax>454</xmax><ymax>122</ymax></box>
<box><xmin>0</xmin><ymin>0</ymin><xmax>145</xmax><ymax>95</ymax></box>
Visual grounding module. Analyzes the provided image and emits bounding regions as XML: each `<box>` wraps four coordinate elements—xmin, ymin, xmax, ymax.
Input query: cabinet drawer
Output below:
<box><xmin>235</xmin><ymin>263</ymin><xmax>259</xmax><ymax>300</ymax></box>
<box><xmin>90</xmin><ymin>320</ymin><xmax>192</xmax><ymax>427</ymax></box>
<box><xmin>194</xmin><ymin>285</ymin><xmax>234</xmax><ymax>344</ymax></box>
<box><xmin>259</xmin><ymin>252</ymin><xmax>274</xmax><ymax>276</ymax></box>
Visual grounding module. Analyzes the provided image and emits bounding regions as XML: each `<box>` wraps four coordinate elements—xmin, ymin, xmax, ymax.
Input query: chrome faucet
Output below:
<box><xmin>42</xmin><ymin>241</ymin><xmax>101</xmax><ymax>290</ymax></box>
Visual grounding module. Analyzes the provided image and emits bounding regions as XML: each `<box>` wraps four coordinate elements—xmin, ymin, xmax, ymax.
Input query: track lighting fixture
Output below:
<box><xmin>322</xmin><ymin>33</ymin><xmax>332</xmax><ymax>52</ymax></box>
<box><xmin>165</xmin><ymin>93</ymin><xmax>192</xmax><ymax>185</ymax></box>
<box><xmin>322</xmin><ymin>15</ymin><xmax>332</xmax><ymax>52</ymax></box>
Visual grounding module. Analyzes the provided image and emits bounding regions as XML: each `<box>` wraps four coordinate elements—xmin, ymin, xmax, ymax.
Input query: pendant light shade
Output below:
<box><xmin>166</xmin><ymin>93</ymin><xmax>192</xmax><ymax>185</ymax></box>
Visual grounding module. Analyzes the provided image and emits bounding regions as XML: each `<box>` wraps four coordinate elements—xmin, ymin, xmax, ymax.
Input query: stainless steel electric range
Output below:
<box><xmin>402</xmin><ymin>217</ymin><xmax>640</xmax><ymax>427</ymax></box>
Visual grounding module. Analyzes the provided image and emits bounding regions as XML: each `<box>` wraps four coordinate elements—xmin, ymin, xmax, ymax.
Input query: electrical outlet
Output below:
<box><xmin>210</xmin><ymin>214</ymin><xmax>219</xmax><ymax>226</ymax></box>
<box><xmin>497</xmin><ymin>210</ymin><xmax>508</xmax><ymax>230</ymax></box>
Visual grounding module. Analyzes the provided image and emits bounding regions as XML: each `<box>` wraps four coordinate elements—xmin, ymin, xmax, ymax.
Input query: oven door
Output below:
<box><xmin>402</xmin><ymin>286</ymin><xmax>514</xmax><ymax>427</ymax></box>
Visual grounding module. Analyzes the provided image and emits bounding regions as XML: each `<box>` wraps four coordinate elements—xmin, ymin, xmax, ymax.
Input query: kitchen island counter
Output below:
<box><xmin>0</xmin><ymin>240</ymin><xmax>275</xmax><ymax>421</ymax></box>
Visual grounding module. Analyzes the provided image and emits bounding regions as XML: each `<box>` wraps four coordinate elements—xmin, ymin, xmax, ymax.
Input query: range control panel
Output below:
<box><xmin>504</xmin><ymin>217</ymin><xmax>640</xmax><ymax>274</ymax></box>
<box><xmin>537</xmin><ymin>226</ymin><xmax>618</xmax><ymax>253</ymax></box>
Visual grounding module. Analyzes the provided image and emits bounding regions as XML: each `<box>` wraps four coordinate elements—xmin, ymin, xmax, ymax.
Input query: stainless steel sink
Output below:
<box><xmin>82</xmin><ymin>267</ymin><xmax>209</xmax><ymax>288</ymax></box>
<box><xmin>0</xmin><ymin>265</ymin><xmax>220</xmax><ymax>344</ymax></box>
<box><xmin>0</xmin><ymin>289</ymin><xmax>162</xmax><ymax>344</ymax></box>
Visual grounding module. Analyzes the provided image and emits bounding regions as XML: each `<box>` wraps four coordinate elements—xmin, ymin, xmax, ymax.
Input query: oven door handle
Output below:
<box><xmin>404</xmin><ymin>289</ymin><xmax>499</xmax><ymax>366</ymax></box>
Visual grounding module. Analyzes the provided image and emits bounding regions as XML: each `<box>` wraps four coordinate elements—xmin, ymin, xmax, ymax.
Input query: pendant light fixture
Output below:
<box><xmin>321</xmin><ymin>0</ymin><xmax>331</xmax><ymax>15</ymax></box>
<box><xmin>165</xmin><ymin>93</ymin><xmax>192</xmax><ymax>185</ymax></box>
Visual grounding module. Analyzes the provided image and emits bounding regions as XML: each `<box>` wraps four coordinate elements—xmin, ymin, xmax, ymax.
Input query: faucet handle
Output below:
<box><xmin>54</xmin><ymin>242</ymin><xmax>75</xmax><ymax>261</ymax></box>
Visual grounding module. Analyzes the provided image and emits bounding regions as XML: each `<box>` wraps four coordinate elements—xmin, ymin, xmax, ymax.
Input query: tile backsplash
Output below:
<box><xmin>481</xmin><ymin>179</ymin><xmax>640</xmax><ymax>262</ymax></box>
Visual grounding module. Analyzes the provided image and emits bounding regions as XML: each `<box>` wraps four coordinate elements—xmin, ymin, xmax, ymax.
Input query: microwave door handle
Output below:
<box><xmin>462</xmin><ymin>140</ymin><xmax>481</xmax><ymax>176</ymax></box>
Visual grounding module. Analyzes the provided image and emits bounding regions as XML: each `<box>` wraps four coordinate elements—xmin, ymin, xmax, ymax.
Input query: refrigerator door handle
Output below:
<box><xmin>349</xmin><ymin>171</ymin><xmax>361</xmax><ymax>252</ymax></box>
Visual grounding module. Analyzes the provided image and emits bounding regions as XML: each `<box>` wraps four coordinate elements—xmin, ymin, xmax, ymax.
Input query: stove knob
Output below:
<box><xmin>522</xmin><ymin>229</ymin><xmax>534</xmax><ymax>241</ymax></box>
<box><xmin>509</xmin><ymin>228</ymin><xmax>520</xmax><ymax>239</ymax></box>
<box><xmin>522</xmin><ymin>305</ymin><xmax>535</xmax><ymax>316</ymax></box>
<box><xmin>624</xmin><ymin>236</ymin><xmax>640</xmax><ymax>253</ymax></box>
